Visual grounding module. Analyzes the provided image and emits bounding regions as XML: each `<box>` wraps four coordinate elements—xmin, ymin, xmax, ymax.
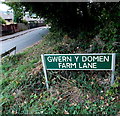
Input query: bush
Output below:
<box><xmin>0</xmin><ymin>16</ymin><xmax>6</xmax><ymax>24</ymax></box>
<box><xmin>21</xmin><ymin>19</ymin><xmax>28</xmax><ymax>25</ymax></box>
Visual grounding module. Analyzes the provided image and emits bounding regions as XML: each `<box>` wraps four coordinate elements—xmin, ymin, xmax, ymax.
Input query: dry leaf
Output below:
<box><xmin>12</xmin><ymin>92</ymin><xmax>16</xmax><ymax>96</ymax></box>
<box><xmin>64</xmin><ymin>110</ymin><xmax>69</xmax><ymax>114</ymax></box>
<box><xmin>100</xmin><ymin>96</ymin><xmax>104</xmax><ymax>100</ymax></box>
<box><xmin>54</xmin><ymin>101</ymin><xmax>58</xmax><ymax>105</ymax></box>
<box><xmin>69</xmin><ymin>103</ymin><xmax>77</xmax><ymax>106</ymax></box>
<box><xmin>87</xmin><ymin>94</ymin><xmax>90</xmax><ymax>99</ymax></box>
<box><xmin>106</xmin><ymin>103</ymin><xmax>109</xmax><ymax>106</ymax></box>
<box><xmin>91</xmin><ymin>82</ymin><xmax>94</xmax><ymax>85</ymax></box>
<box><xmin>58</xmin><ymin>97</ymin><xmax>62</xmax><ymax>101</ymax></box>
<box><xmin>85</xmin><ymin>105</ymin><xmax>89</xmax><ymax>109</ymax></box>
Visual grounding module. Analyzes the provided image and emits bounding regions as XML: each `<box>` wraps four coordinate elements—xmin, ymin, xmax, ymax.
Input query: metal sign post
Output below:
<box><xmin>111</xmin><ymin>53</ymin><xmax>116</xmax><ymax>85</ymax></box>
<box><xmin>41</xmin><ymin>54</ymin><xmax>49</xmax><ymax>90</ymax></box>
<box><xmin>41</xmin><ymin>53</ymin><xmax>116</xmax><ymax>89</ymax></box>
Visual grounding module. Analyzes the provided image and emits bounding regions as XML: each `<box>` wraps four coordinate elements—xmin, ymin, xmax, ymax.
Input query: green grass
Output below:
<box><xmin>1</xmin><ymin>32</ymin><xmax>120</xmax><ymax>115</ymax></box>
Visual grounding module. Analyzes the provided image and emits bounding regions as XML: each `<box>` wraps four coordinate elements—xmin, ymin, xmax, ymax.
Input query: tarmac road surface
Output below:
<box><xmin>0</xmin><ymin>26</ymin><xmax>49</xmax><ymax>56</ymax></box>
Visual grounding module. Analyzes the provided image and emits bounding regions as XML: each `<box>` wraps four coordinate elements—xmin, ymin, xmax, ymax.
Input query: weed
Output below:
<box><xmin>1</xmin><ymin>31</ymin><xmax>119</xmax><ymax>115</ymax></box>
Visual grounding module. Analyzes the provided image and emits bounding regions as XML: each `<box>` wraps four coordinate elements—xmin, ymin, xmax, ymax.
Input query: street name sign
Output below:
<box><xmin>41</xmin><ymin>53</ymin><xmax>116</xmax><ymax>89</ymax></box>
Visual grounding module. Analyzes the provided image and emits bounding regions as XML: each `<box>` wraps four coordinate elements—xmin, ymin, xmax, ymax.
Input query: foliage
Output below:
<box><xmin>3</xmin><ymin>2</ymin><xmax>25</xmax><ymax>23</ymax></box>
<box><xmin>1</xmin><ymin>32</ymin><xmax>120</xmax><ymax>115</ymax></box>
<box><xmin>21</xmin><ymin>2</ymin><xmax>120</xmax><ymax>38</ymax></box>
<box><xmin>21</xmin><ymin>19</ymin><xmax>28</xmax><ymax>25</ymax></box>
<box><xmin>1</xmin><ymin>2</ymin><xmax>120</xmax><ymax>115</ymax></box>
<box><xmin>0</xmin><ymin>16</ymin><xmax>6</xmax><ymax>24</ymax></box>
<box><xmin>90</xmin><ymin>21</ymin><xmax>120</xmax><ymax>53</ymax></box>
<box><xmin>3</xmin><ymin>2</ymin><xmax>120</xmax><ymax>39</ymax></box>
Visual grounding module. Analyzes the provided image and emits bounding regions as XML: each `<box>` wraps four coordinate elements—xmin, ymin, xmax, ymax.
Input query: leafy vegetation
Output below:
<box><xmin>3</xmin><ymin>2</ymin><xmax>25</xmax><ymax>23</ymax></box>
<box><xmin>1</xmin><ymin>2</ymin><xmax>120</xmax><ymax>115</ymax></box>
<box><xmin>21</xmin><ymin>2</ymin><xmax>120</xmax><ymax>38</ymax></box>
<box><xmin>1</xmin><ymin>31</ymin><xmax>120</xmax><ymax>115</ymax></box>
<box><xmin>21</xmin><ymin>20</ymin><xmax>28</xmax><ymax>25</ymax></box>
<box><xmin>0</xmin><ymin>16</ymin><xmax>6</xmax><ymax>24</ymax></box>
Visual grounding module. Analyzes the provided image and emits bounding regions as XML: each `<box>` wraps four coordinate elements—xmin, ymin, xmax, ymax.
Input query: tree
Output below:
<box><xmin>22</xmin><ymin>2</ymin><xmax>119</xmax><ymax>38</ymax></box>
<box><xmin>0</xmin><ymin>16</ymin><xmax>6</xmax><ymax>24</ymax></box>
<box><xmin>5</xmin><ymin>2</ymin><xmax>119</xmax><ymax>38</ymax></box>
<box><xmin>3</xmin><ymin>2</ymin><xmax>25</xmax><ymax>23</ymax></box>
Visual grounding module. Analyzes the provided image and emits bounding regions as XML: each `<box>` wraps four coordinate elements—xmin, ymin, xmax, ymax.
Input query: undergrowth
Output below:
<box><xmin>1</xmin><ymin>29</ymin><xmax>120</xmax><ymax>115</ymax></box>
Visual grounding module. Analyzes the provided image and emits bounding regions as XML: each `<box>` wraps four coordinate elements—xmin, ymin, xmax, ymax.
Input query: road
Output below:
<box><xmin>0</xmin><ymin>26</ymin><xmax>49</xmax><ymax>55</ymax></box>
